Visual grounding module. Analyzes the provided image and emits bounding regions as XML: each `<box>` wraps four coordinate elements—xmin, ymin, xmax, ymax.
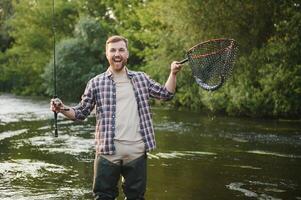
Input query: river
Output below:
<box><xmin>0</xmin><ymin>93</ymin><xmax>300</xmax><ymax>200</ymax></box>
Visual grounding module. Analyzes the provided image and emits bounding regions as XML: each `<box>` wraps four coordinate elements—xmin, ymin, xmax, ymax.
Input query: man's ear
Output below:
<box><xmin>126</xmin><ymin>49</ymin><xmax>129</xmax><ymax>59</ymax></box>
<box><xmin>105</xmin><ymin>49</ymin><xmax>108</xmax><ymax>58</ymax></box>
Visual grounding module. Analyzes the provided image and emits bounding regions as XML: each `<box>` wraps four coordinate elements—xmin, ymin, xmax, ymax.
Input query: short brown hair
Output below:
<box><xmin>106</xmin><ymin>35</ymin><xmax>128</xmax><ymax>49</ymax></box>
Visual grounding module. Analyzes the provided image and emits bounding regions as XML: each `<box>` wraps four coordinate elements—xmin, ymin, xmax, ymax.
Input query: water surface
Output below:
<box><xmin>0</xmin><ymin>94</ymin><xmax>300</xmax><ymax>199</ymax></box>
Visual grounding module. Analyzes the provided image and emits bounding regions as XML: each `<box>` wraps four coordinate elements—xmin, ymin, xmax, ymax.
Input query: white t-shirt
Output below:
<box><xmin>100</xmin><ymin>72</ymin><xmax>145</xmax><ymax>164</ymax></box>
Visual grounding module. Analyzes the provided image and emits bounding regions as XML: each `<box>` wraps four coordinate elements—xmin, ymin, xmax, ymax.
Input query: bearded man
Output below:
<box><xmin>50</xmin><ymin>35</ymin><xmax>182</xmax><ymax>200</ymax></box>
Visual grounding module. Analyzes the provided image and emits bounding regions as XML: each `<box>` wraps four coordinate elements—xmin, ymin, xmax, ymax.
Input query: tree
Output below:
<box><xmin>0</xmin><ymin>0</ymin><xmax>13</xmax><ymax>52</ymax></box>
<box><xmin>1</xmin><ymin>0</ymin><xmax>300</xmax><ymax>117</ymax></box>
<box><xmin>113</xmin><ymin>0</ymin><xmax>300</xmax><ymax>117</ymax></box>
<box><xmin>195</xmin><ymin>0</ymin><xmax>301</xmax><ymax>117</ymax></box>
<box><xmin>42</xmin><ymin>18</ymin><xmax>111</xmax><ymax>100</ymax></box>
<box><xmin>0</xmin><ymin>0</ymin><xmax>79</xmax><ymax>94</ymax></box>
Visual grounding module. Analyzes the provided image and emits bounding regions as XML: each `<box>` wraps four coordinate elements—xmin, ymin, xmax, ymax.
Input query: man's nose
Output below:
<box><xmin>114</xmin><ymin>50</ymin><xmax>121</xmax><ymax>56</ymax></box>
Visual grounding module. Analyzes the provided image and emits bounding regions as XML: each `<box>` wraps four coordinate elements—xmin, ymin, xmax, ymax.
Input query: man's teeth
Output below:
<box><xmin>113</xmin><ymin>58</ymin><xmax>122</xmax><ymax>62</ymax></box>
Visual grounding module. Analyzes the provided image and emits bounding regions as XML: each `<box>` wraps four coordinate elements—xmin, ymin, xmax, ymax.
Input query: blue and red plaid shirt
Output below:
<box><xmin>73</xmin><ymin>69</ymin><xmax>174</xmax><ymax>155</ymax></box>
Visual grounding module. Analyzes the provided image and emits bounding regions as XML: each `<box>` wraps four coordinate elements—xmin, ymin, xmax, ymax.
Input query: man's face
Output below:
<box><xmin>106</xmin><ymin>40</ymin><xmax>129</xmax><ymax>73</ymax></box>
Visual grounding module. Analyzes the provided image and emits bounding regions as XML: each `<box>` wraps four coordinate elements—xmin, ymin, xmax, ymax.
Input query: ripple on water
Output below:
<box><xmin>18</xmin><ymin>134</ymin><xmax>95</xmax><ymax>156</ymax></box>
<box><xmin>247</xmin><ymin>150</ymin><xmax>301</xmax><ymax>159</ymax></box>
<box><xmin>226</xmin><ymin>182</ymin><xmax>283</xmax><ymax>200</ymax></box>
<box><xmin>226</xmin><ymin>182</ymin><xmax>258</xmax><ymax>197</ymax></box>
<box><xmin>0</xmin><ymin>159</ymin><xmax>70</xmax><ymax>178</ymax></box>
<box><xmin>148</xmin><ymin>151</ymin><xmax>217</xmax><ymax>160</ymax></box>
<box><xmin>0</xmin><ymin>94</ymin><xmax>51</xmax><ymax>123</ymax></box>
<box><xmin>228</xmin><ymin>132</ymin><xmax>301</xmax><ymax>146</ymax></box>
<box><xmin>0</xmin><ymin>129</ymin><xmax>28</xmax><ymax>141</ymax></box>
<box><xmin>154</xmin><ymin>121</ymin><xmax>191</xmax><ymax>133</ymax></box>
<box><xmin>0</xmin><ymin>159</ymin><xmax>84</xmax><ymax>199</ymax></box>
<box><xmin>0</xmin><ymin>187</ymin><xmax>90</xmax><ymax>200</ymax></box>
<box><xmin>224</xmin><ymin>164</ymin><xmax>262</xmax><ymax>170</ymax></box>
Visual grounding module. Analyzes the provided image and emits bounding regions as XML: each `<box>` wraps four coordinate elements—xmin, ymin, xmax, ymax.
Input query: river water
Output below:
<box><xmin>0</xmin><ymin>93</ymin><xmax>300</xmax><ymax>200</ymax></box>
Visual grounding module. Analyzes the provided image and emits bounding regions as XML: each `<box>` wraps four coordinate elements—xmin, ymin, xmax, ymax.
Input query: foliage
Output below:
<box><xmin>42</xmin><ymin>18</ymin><xmax>110</xmax><ymax>100</ymax></box>
<box><xmin>0</xmin><ymin>0</ymin><xmax>13</xmax><ymax>52</ymax></box>
<box><xmin>121</xmin><ymin>0</ymin><xmax>301</xmax><ymax>118</ymax></box>
<box><xmin>0</xmin><ymin>0</ymin><xmax>79</xmax><ymax>94</ymax></box>
<box><xmin>199</xmin><ymin>1</ymin><xmax>301</xmax><ymax>117</ymax></box>
<box><xmin>0</xmin><ymin>0</ymin><xmax>300</xmax><ymax>118</ymax></box>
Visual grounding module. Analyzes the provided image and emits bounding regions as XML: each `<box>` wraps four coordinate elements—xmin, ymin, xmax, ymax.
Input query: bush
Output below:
<box><xmin>42</xmin><ymin>17</ymin><xmax>110</xmax><ymax>100</ymax></box>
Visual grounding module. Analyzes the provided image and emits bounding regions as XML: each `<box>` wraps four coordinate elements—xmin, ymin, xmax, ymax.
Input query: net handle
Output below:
<box><xmin>177</xmin><ymin>58</ymin><xmax>188</xmax><ymax>64</ymax></box>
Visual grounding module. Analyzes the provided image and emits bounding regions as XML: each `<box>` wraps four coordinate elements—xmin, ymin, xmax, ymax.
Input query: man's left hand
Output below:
<box><xmin>171</xmin><ymin>61</ymin><xmax>183</xmax><ymax>75</ymax></box>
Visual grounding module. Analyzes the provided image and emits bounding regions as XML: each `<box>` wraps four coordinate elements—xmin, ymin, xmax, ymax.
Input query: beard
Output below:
<box><xmin>109</xmin><ymin>55</ymin><xmax>128</xmax><ymax>72</ymax></box>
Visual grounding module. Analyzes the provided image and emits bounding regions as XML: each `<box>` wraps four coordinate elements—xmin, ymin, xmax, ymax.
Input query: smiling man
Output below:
<box><xmin>50</xmin><ymin>35</ymin><xmax>182</xmax><ymax>200</ymax></box>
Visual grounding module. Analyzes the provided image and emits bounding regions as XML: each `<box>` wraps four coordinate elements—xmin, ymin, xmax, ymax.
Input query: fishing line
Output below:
<box><xmin>52</xmin><ymin>0</ymin><xmax>58</xmax><ymax>137</ymax></box>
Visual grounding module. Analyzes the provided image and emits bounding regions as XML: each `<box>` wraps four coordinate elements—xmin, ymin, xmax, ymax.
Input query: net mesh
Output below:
<box><xmin>187</xmin><ymin>38</ymin><xmax>238</xmax><ymax>91</ymax></box>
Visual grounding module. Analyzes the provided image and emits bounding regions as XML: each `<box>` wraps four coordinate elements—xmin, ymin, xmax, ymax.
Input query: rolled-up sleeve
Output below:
<box><xmin>73</xmin><ymin>80</ymin><xmax>95</xmax><ymax>120</ymax></box>
<box><xmin>146</xmin><ymin>74</ymin><xmax>174</xmax><ymax>101</ymax></box>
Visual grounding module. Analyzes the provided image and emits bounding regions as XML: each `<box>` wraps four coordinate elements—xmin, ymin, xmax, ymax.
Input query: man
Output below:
<box><xmin>50</xmin><ymin>35</ymin><xmax>182</xmax><ymax>200</ymax></box>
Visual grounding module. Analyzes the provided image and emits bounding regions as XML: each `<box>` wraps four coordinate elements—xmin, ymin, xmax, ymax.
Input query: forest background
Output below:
<box><xmin>0</xmin><ymin>0</ymin><xmax>300</xmax><ymax>118</ymax></box>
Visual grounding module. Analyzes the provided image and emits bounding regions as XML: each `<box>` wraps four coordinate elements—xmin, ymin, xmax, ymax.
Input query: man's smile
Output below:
<box><xmin>113</xmin><ymin>56</ymin><xmax>123</xmax><ymax>62</ymax></box>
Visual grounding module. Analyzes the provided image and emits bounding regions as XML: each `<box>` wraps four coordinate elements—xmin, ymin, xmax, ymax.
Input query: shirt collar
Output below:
<box><xmin>105</xmin><ymin>67</ymin><xmax>134</xmax><ymax>79</ymax></box>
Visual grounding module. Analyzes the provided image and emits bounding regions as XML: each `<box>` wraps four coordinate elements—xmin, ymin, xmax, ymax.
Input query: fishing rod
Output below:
<box><xmin>52</xmin><ymin>0</ymin><xmax>58</xmax><ymax>137</ymax></box>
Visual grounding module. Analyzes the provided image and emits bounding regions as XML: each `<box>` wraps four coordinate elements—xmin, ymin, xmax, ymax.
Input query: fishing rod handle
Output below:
<box><xmin>177</xmin><ymin>58</ymin><xmax>188</xmax><ymax>64</ymax></box>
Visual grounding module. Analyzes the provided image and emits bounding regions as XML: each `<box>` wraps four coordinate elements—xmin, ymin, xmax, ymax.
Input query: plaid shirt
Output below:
<box><xmin>73</xmin><ymin>69</ymin><xmax>174</xmax><ymax>155</ymax></box>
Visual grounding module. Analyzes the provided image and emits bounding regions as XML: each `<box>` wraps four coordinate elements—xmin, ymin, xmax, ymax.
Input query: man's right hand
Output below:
<box><xmin>50</xmin><ymin>98</ymin><xmax>65</xmax><ymax>113</ymax></box>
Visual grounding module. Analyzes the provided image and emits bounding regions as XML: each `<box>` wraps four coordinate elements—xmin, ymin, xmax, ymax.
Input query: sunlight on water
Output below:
<box><xmin>0</xmin><ymin>159</ymin><xmax>69</xmax><ymax>177</ymax></box>
<box><xmin>224</xmin><ymin>164</ymin><xmax>262</xmax><ymax>170</ymax></box>
<box><xmin>148</xmin><ymin>151</ymin><xmax>217</xmax><ymax>159</ymax></box>
<box><xmin>0</xmin><ymin>187</ymin><xmax>90</xmax><ymax>200</ymax></box>
<box><xmin>0</xmin><ymin>94</ymin><xmax>51</xmax><ymax>123</ymax></box>
<box><xmin>0</xmin><ymin>129</ymin><xmax>28</xmax><ymax>141</ymax></box>
<box><xmin>0</xmin><ymin>159</ymin><xmax>87</xmax><ymax>199</ymax></box>
<box><xmin>19</xmin><ymin>134</ymin><xmax>95</xmax><ymax>156</ymax></box>
<box><xmin>226</xmin><ymin>182</ymin><xmax>258</xmax><ymax>197</ymax></box>
<box><xmin>247</xmin><ymin>150</ymin><xmax>301</xmax><ymax>159</ymax></box>
<box><xmin>226</xmin><ymin>181</ymin><xmax>285</xmax><ymax>200</ymax></box>
<box><xmin>232</xmin><ymin>137</ymin><xmax>249</xmax><ymax>143</ymax></box>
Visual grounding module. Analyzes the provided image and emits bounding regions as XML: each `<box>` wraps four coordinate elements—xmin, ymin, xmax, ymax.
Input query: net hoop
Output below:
<box><xmin>186</xmin><ymin>38</ymin><xmax>238</xmax><ymax>91</ymax></box>
<box><xmin>195</xmin><ymin>75</ymin><xmax>224</xmax><ymax>91</ymax></box>
<box><xmin>187</xmin><ymin>38</ymin><xmax>236</xmax><ymax>55</ymax></box>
